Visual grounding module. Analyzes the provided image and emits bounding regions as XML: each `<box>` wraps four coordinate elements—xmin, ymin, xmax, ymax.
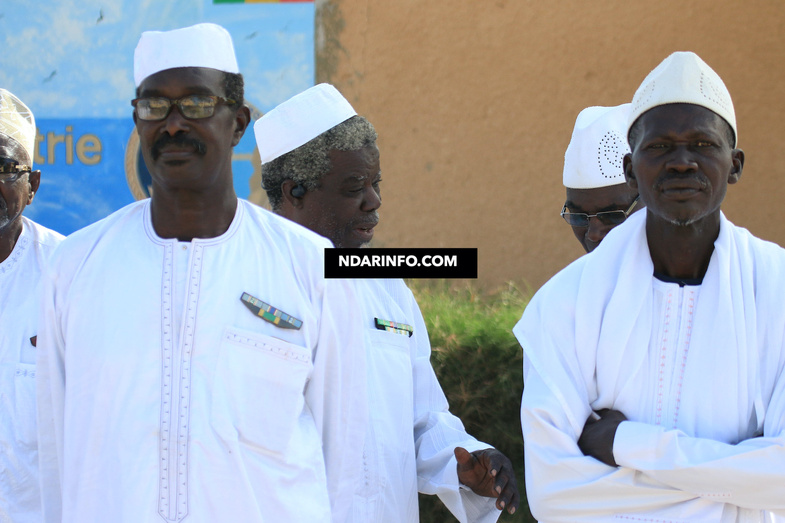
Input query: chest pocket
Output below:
<box><xmin>365</xmin><ymin>328</ymin><xmax>414</xmax><ymax>442</ymax></box>
<box><xmin>211</xmin><ymin>327</ymin><xmax>312</xmax><ymax>455</ymax></box>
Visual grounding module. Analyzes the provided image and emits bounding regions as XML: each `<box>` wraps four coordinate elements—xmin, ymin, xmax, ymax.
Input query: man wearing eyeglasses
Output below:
<box><xmin>36</xmin><ymin>24</ymin><xmax>366</xmax><ymax>523</ymax></box>
<box><xmin>0</xmin><ymin>88</ymin><xmax>63</xmax><ymax>523</ymax></box>
<box><xmin>516</xmin><ymin>52</ymin><xmax>785</xmax><ymax>522</ymax></box>
<box><xmin>560</xmin><ymin>103</ymin><xmax>642</xmax><ymax>253</ymax></box>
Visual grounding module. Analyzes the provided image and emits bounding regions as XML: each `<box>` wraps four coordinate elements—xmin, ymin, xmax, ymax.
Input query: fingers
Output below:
<box><xmin>456</xmin><ymin>447</ymin><xmax>521</xmax><ymax>511</ymax></box>
<box><xmin>500</xmin><ymin>482</ymin><xmax>521</xmax><ymax>515</ymax></box>
<box><xmin>493</xmin><ymin>472</ymin><xmax>520</xmax><ymax>514</ymax></box>
<box><xmin>484</xmin><ymin>451</ymin><xmax>520</xmax><ymax>514</ymax></box>
<box><xmin>480</xmin><ymin>449</ymin><xmax>505</xmax><ymax>480</ymax></box>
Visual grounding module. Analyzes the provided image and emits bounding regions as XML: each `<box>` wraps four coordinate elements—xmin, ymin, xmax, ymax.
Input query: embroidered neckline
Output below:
<box><xmin>0</xmin><ymin>229</ymin><xmax>30</xmax><ymax>277</ymax></box>
<box><xmin>142</xmin><ymin>199</ymin><xmax>244</xmax><ymax>247</ymax></box>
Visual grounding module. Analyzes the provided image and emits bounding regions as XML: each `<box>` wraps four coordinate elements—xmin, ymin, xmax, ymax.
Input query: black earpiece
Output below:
<box><xmin>291</xmin><ymin>184</ymin><xmax>306</xmax><ymax>198</ymax></box>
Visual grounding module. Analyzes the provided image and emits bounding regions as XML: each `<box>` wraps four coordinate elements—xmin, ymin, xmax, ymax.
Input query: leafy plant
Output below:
<box><xmin>410</xmin><ymin>280</ymin><xmax>536</xmax><ymax>523</ymax></box>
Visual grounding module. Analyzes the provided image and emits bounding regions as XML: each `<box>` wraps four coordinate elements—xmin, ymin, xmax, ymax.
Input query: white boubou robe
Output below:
<box><xmin>0</xmin><ymin>217</ymin><xmax>63</xmax><ymax>523</ymax></box>
<box><xmin>351</xmin><ymin>278</ymin><xmax>500</xmax><ymax>523</ymax></box>
<box><xmin>36</xmin><ymin>200</ymin><xmax>367</xmax><ymax>523</ymax></box>
<box><xmin>515</xmin><ymin>210</ymin><xmax>785</xmax><ymax>523</ymax></box>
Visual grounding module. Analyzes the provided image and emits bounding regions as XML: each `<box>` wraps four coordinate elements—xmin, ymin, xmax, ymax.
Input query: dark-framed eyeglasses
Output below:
<box><xmin>131</xmin><ymin>95</ymin><xmax>236</xmax><ymax>121</ymax></box>
<box><xmin>0</xmin><ymin>157</ymin><xmax>31</xmax><ymax>184</ymax></box>
<box><xmin>561</xmin><ymin>196</ymin><xmax>640</xmax><ymax>228</ymax></box>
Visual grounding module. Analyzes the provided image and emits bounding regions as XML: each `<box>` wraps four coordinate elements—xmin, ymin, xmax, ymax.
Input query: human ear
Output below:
<box><xmin>623</xmin><ymin>153</ymin><xmax>637</xmax><ymax>190</ymax></box>
<box><xmin>728</xmin><ymin>148</ymin><xmax>744</xmax><ymax>185</ymax></box>
<box><xmin>231</xmin><ymin>105</ymin><xmax>251</xmax><ymax>147</ymax></box>
<box><xmin>27</xmin><ymin>170</ymin><xmax>41</xmax><ymax>204</ymax></box>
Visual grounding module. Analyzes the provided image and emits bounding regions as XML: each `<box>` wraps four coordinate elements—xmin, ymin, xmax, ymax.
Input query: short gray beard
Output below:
<box><xmin>668</xmin><ymin>216</ymin><xmax>699</xmax><ymax>227</ymax></box>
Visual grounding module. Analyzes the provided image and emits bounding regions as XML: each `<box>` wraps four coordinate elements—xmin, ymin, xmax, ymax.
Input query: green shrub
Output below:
<box><xmin>410</xmin><ymin>280</ymin><xmax>536</xmax><ymax>523</ymax></box>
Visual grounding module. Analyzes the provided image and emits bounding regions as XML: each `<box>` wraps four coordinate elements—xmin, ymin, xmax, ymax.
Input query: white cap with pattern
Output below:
<box><xmin>628</xmin><ymin>51</ymin><xmax>736</xmax><ymax>146</ymax></box>
<box><xmin>563</xmin><ymin>104</ymin><xmax>631</xmax><ymax>189</ymax></box>
<box><xmin>0</xmin><ymin>88</ymin><xmax>36</xmax><ymax>167</ymax></box>
<box><xmin>134</xmin><ymin>23</ymin><xmax>240</xmax><ymax>87</ymax></box>
<box><xmin>254</xmin><ymin>83</ymin><xmax>357</xmax><ymax>165</ymax></box>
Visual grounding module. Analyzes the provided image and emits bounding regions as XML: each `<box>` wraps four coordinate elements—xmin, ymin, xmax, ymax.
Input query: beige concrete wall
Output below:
<box><xmin>315</xmin><ymin>0</ymin><xmax>785</xmax><ymax>291</ymax></box>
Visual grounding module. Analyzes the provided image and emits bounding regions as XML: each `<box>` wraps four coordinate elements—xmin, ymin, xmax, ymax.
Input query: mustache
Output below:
<box><xmin>350</xmin><ymin>211</ymin><xmax>380</xmax><ymax>229</ymax></box>
<box><xmin>151</xmin><ymin>133</ymin><xmax>207</xmax><ymax>161</ymax></box>
<box><xmin>654</xmin><ymin>173</ymin><xmax>709</xmax><ymax>190</ymax></box>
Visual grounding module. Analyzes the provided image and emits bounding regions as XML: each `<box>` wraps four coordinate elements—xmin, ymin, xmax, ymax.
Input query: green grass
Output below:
<box><xmin>409</xmin><ymin>280</ymin><xmax>536</xmax><ymax>523</ymax></box>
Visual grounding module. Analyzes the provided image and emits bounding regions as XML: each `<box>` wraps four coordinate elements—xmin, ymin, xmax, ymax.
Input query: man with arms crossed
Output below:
<box><xmin>255</xmin><ymin>83</ymin><xmax>519</xmax><ymax>522</ymax></box>
<box><xmin>560</xmin><ymin>103</ymin><xmax>641</xmax><ymax>253</ymax></box>
<box><xmin>515</xmin><ymin>52</ymin><xmax>785</xmax><ymax>521</ymax></box>
<box><xmin>37</xmin><ymin>24</ymin><xmax>365</xmax><ymax>522</ymax></box>
<box><xmin>0</xmin><ymin>89</ymin><xmax>63</xmax><ymax>522</ymax></box>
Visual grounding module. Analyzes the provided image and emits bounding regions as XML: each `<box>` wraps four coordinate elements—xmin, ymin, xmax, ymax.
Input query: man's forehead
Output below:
<box><xmin>327</xmin><ymin>145</ymin><xmax>380</xmax><ymax>178</ymax></box>
<box><xmin>138</xmin><ymin>67</ymin><xmax>225</xmax><ymax>96</ymax></box>
<box><xmin>566</xmin><ymin>185</ymin><xmax>636</xmax><ymax>212</ymax></box>
<box><xmin>637</xmin><ymin>104</ymin><xmax>728</xmax><ymax>136</ymax></box>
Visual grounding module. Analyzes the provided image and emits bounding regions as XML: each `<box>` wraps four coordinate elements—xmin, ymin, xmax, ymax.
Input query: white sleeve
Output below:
<box><xmin>612</xmin><ymin>365</ymin><xmax>785</xmax><ymax>515</ymax></box>
<box><xmin>36</xmin><ymin>262</ymin><xmax>65</xmax><ymax>523</ymax></box>
<box><xmin>306</xmin><ymin>277</ymin><xmax>367</xmax><ymax>523</ymax></box>
<box><xmin>521</xmin><ymin>358</ymin><xmax>700</xmax><ymax>522</ymax></box>
<box><xmin>409</xmin><ymin>292</ymin><xmax>501</xmax><ymax>523</ymax></box>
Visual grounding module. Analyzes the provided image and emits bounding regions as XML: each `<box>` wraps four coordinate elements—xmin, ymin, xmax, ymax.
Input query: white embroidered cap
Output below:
<box><xmin>254</xmin><ymin>83</ymin><xmax>357</xmax><ymax>165</ymax></box>
<box><xmin>628</xmin><ymin>51</ymin><xmax>736</xmax><ymax>146</ymax></box>
<box><xmin>563</xmin><ymin>104</ymin><xmax>631</xmax><ymax>189</ymax></box>
<box><xmin>0</xmin><ymin>88</ymin><xmax>36</xmax><ymax>167</ymax></box>
<box><xmin>134</xmin><ymin>23</ymin><xmax>240</xmax><ymax>87</ymax></box>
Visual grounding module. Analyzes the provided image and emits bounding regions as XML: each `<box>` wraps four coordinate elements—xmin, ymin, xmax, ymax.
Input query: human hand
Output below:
<box><xmin>577</xmin><ymin>408</ymin><xmax>627</xmax><ymax>466</ymax></box>
<box><xmin>455</xmin><ymin>447</ymin><xmax>520</xmax><ymax>514</ymax></box>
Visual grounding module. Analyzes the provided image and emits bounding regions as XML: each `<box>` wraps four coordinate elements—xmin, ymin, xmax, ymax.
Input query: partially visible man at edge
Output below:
<box><xmin>36</xmin><ymin>24</ymin><xmax>366</xmax><ymax>523</ymax></box>
<box><xmin>0</xmin><ymin>88</ymin><xmax>63</xmax><ymax>522</ymax></box>
<box><xmin>561</xmin><ymin>103</ymin><xmax>642</xmax><ymax>253</ymax></box>
<box><xmin>515</xmin><ymin>51</ymin><xmax>785</xmax><ymax>521</ymax></box>
<box><xmin>254</xmin><ymin>83</ymin><xmax>520</xmax><ymax>522</ymax></box>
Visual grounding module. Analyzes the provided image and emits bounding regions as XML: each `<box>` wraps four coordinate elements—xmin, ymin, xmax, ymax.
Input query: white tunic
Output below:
<box><xmin>515</xmin><ymin>211</ymin><xmax>785</xmax><ymax>522</ymax></box>
<box><xmin>0</xmin><ymin>217</ymin><xmax>63</xmax><ymax>523</ymax></box>
<box><xmin>352</xmin><ymin>279</ymin><xmax>500</xmax><ymax>523</ymax></box>
<box><xmin>36</xmin><ymin>199</ymin><xmax>367</xmax><ymax>523</ymax></box>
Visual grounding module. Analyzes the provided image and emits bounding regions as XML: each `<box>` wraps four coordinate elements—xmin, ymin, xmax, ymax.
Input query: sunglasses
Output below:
<box><xmin>561</xmin><ymin>196</ymin><xmax>640</xmax><ymax>228</ymax></box>
<box><xmin>0</xmin><ymin>157</ymin><xmax>31</xmax><ymax>184</ymax></box>
<box><xmin>131</xmin><ymin>95</ymin><xmax>236</xmax><ymax>121</ymax></box>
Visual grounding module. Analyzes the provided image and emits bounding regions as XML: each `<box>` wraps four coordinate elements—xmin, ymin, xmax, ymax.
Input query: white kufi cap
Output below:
<box><xmin>254</xmin><ymin>83</ymin><xmax>357</xmax><ymax>165</ymax></box>
<box><xmin>134</xmin><ymin>23</ymin><xmax>239</xmax><ymax>87</ymax></box>
<box><xmin>563</xmin><ymin>104</ymin><xmax>631</xmax><ymax>189</ymax></box>
<box><xmin>0</xmin><ymin>88</ymin><xmax>36</xmax><ymax>166</ymax></box>
<box><xmin>628</xmin><ymin>51</ymin><xmax>736</xmax><ymax>146</ymax></box>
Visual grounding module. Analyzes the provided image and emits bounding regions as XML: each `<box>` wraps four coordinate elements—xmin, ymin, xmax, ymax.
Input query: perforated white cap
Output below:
<box><xmin>0</xmin><ymin>88</ymin><xmax>36</xmax><ymax>167</ymax></box>
<box><xmin>563</xmin><ymin>104</ymin><xmax>631</xmax><ymax>189</ymax></box>
<box><xmin>628</xmin><ymin>51</ymin><xmax>736</xmax><ymax>146</ymax></box>
<box><xmin>254</xmin><ymin>83</ymin><xmax>357</xmax><ymax>164</ymax></box>
<box><xmin>134</xmin><ymin>23</ymin><xmax>240</xmax><ymax>87</ymax></box>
